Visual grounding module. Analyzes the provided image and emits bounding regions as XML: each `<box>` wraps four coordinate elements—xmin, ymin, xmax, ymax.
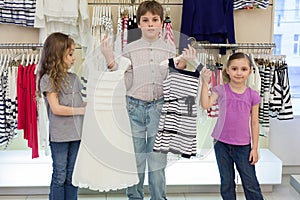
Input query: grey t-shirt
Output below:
<box><xmin>40</xmin><ymin>72</ymin><xmax>84</xmax><ymax>142</ymax></box>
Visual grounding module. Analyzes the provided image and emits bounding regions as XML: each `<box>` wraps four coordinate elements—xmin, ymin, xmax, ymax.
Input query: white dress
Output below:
<box><xmin>72</xmin><ymin>48</ymin><xmax>138</xmax><ymax>192</ymax></box>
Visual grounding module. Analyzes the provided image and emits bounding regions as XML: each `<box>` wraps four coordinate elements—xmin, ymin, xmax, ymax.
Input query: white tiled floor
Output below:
<box><xmin>0</xmin><ymin>175</ymin><xmax>299</xmax><ymax>200</ymax></box>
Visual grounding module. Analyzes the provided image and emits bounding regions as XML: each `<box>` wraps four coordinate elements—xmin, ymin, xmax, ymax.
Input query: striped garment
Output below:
<box><xmin>0</xmin><ymin>0</ymin><xmax>36</xmax><ymax>27</ymax></box>
<box><xmin>0</xmin><ymin>64</ymin><xmax>18</xmax><ymax>148</ymax></box>
<box><xmin>269</xmin><ymin>64</ymin><xmax>293</xmax><ymax>120</ymax></box>
<box><xmin>153</xmin><ymin>59</ymin><xmax>202</xmax><ymax>158</ymax></box>
<box><xmin>233</xmin><ymin>0</ymin><xmax>270</xmax><ymax>10</ymax></box>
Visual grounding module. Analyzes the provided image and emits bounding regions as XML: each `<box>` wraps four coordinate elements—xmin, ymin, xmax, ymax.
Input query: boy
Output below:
<box><xmin>101</xmin><ymin>1</ymin><xmax>194</xmax><ymax>199</ymax></box>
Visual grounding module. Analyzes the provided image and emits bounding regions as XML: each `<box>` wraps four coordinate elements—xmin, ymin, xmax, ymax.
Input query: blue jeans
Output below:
<box><xmin>214</xmin><ymin>140</ymin><xmax>264</xmax><ymax>200</ymax></box>
<box><xmin>49</xmin><ymin>140</ymin><xmax>80</xmax><ymax>200</ymax></box>
<box><xmin>126</xmin><ymin>96</ymin><xmax>167</xmax><ymax>200</ymax></box>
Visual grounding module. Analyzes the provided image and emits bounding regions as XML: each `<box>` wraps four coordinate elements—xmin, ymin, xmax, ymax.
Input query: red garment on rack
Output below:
<box><xmin>17</xmin><ymin>64</ymin><xmax>39</xmax><ymax>158</ymax></box>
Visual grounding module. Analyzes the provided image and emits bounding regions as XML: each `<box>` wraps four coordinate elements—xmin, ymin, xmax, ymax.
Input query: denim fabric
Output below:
<box><xmin>126</xmin><ymin>96</ymin><xmax>167</xmax><ymax>200</ymax></box>
<box><xmin>214</xmin><ymin>140</ymin><xmax>264</xmax><ymax>200</ymax></box>
<box><xmin>49</xmin><ymin>141</ymin><xmax>80</xmax><ymax>200</ymax></box>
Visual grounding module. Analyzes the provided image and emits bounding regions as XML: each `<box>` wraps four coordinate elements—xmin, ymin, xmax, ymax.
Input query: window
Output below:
<box><xmin>274</xmin><ymin>0</ymin><xmax>300</xmax><ymax>115</ymax></box>
<box><xmin>275</xmin><ymin>0</ymin><xmax>284</xmax><ymax>27</ymax></box>
<box><xmin>296</xmin><ymin>0</ymin><xmax>300</xmax><ymax>18</ymax></box>
<box><xmin>294</xmin><ymin>34</ymin><xmax>300</xmax><ymax>55</ymax></box>
<box><xmin>273</xmin><ymin>34</ymin><xmax>282</xmax><ymax>55</ymax></box>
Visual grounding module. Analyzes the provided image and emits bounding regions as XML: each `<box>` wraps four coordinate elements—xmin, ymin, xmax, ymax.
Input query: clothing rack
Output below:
<box><xmin>88</xmin><ymin>1</ymin><xmax>273</xmax><ymax>6</ymax></box>
<box><xmin>195</xmin><ymin>42</ymin><xmax>276</xmax><ymax>49</ymax></box>
<box><xmin>0</xmin><ymin>43</ymin><xmax>43</xmax><ymax>50</ymax></box>
<box><xmin>194</xmin><ymin>42</ymin><xmax>276</xmax><ymax>50</ymax></box>
<box><xmin>0</xmin><ymin>43</ymin><xmax>82</xmax><ymax>50</ymax></box>
<box><xmin>88</xmin><ymin>1</ymin><xmax>183</xmax><ymax>6</ymax></box>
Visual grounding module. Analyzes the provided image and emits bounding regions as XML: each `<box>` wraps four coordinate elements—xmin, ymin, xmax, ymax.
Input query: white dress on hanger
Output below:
<box><xmin>72</xmin><ymin>46</ymin><xmax>138</xmax><ymax>191</ymax></box>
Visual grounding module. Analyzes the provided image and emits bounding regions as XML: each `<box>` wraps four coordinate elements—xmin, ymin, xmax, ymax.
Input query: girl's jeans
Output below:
<box><xmin>214</xmin><ymin>140</ymin><xmax>264</xmax><ymax>200</ymax></box>
<box><xmin>49</xmin><ymin>140</ymin><xmax>80</xmax><ymax>200</ymax></box>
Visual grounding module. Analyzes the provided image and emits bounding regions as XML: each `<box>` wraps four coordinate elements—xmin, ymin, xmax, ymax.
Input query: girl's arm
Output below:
<box><xmin>200</xmin><ymin>68</ymin><xmax>217</xmax><ymax>109</ymax></box>
<box><xmin>46</xmin><ymin>92</ymin><xmax>85</xmax><ymax>116</ymax></box>
<box><xmin>249</xmin><ymin>104</ymin><xmax>260</xmax><ymax>165</ymax></box>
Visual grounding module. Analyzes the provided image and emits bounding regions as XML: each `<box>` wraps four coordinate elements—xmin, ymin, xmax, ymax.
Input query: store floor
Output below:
<box><xmin>0</xmin><ymin>175</ymin><xmax>299</xmax><ymax>200</ymax></box>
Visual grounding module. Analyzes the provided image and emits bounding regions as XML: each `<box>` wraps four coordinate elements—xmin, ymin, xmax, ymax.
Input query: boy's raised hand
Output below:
<box><xmin>177</xmin><ymin>44</ymin><xmax>200</xmax><ymax>69</ymax></box>
<box><xmin>100</xmin><ymin>35</ymin><xmax>115</xmax><ymax>68</ymax></box>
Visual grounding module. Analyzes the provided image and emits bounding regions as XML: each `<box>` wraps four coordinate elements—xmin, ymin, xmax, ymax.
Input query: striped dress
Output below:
<box><xmin>153</xmin><ymin>59</ymin><xmax>202</xmax><ymax>158</ymax></box>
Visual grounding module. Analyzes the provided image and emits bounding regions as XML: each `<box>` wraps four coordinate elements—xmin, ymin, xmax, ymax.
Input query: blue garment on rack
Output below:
<box><xmin>179</xmin><ymin>0</ymin><xmax>235</xmax><ymax>54</ymax></box>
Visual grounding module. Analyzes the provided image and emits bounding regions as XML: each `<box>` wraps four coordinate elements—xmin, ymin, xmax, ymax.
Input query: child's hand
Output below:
<box><xmin>249</xmin><ymin>149</ymin><xmax>259</xmax><ymax>165</ymax></box>
<box><xmin>182</xmin><ymin>44</ymin><xmax>196</xmax><ymax>61</ymax></box>
<box><xmin>100</xmin><ymin>35</ymin><xmax>114</xmax><ymax>68</ymax></box>
<box><xmin>200</xmin><ymin>67</ymin><xmax>212</xmax><ymax>84</ymax></box>
<box><xmin>177</xmin><ymin>44</ymin><xmax>200</xmax><ymax>69</ymax></box>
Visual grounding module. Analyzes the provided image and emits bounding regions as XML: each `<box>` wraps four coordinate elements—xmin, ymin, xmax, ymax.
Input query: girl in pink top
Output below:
<box><xmin>200</xmin><ymin>52</ymin><xmax>264</xmax><ymax>200</ymax></box>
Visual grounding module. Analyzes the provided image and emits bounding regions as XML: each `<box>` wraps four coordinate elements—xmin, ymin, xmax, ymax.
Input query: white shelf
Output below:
<box><xmin>0</xmin><ymin>149</ymin><xmax>282</xmax><ymax>194</ymax></box>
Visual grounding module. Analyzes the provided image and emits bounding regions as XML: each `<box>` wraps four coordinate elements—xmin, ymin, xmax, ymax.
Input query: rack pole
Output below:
<box><xmin>194</xmin><ymin>43</ymin><xmax>276</xmax><ymax>50</ymax></box>
<box><xmin>0</xmin><ymin>43</ymin><xmax>44</xmax><ymax>50</ymax></box>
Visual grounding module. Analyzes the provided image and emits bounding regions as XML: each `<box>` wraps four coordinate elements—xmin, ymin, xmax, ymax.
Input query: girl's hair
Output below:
<box><xmin>222</xmin><ymin>52</ymin><xmax>252</xmax><ymax>83</ymax></box>
<box><xmin>37</xmin><ymin>32</ymin><xmax>74</xmax><ymax>97</ymax></box>
<box><xmin>136</xmin><ymin>0</ymin><xmax>164</xmax><ymax>24</ymax></box>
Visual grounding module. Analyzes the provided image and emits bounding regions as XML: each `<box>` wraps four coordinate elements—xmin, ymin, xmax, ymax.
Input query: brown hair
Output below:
<box><xmin>136</xmin><ymin>0</ymin><xmax>164</xmax><ymax>25</ymax></box>
<box><xmin>37</xmin><ymin>32</ymin><xmax>74</xmax><ymax>97</ymax></box>
<box><xmin>222</xmin><ymin>52</ymin><xmax>252</xmax><ymax>83</ymax></box>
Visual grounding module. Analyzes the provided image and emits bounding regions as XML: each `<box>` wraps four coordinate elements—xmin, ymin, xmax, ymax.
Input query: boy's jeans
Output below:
<box><xmin>126</xmin><ymin>96</ymin><xmax>167</xmax><ymax>200</ymax></box>
<box><xmin>214</xmin><ymin>140</ymin><xmax>264</xmax><ymax>200</ymax></box>
<box><xmin>49</xmin><ymin>141</ymin><xmax>80</xmax><ymax>200</ymax></box>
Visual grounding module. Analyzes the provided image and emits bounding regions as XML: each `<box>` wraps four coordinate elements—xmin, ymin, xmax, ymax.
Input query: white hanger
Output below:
<box><xmin>21</xmin><ymin>53</ymin><xmax>25</xmax><ymax>66</ymax></box>
<box><xmin>26</xmin><ymin>52</ymin><xmax>30</xmax><ymax>66</ymax></box>
<box><xmin>34</xmin><ymin>53</ymin><xmax>39</xmax><ymax>64</ymax></box>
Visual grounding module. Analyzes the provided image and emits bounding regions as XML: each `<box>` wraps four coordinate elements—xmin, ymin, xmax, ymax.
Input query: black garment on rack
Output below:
<box><xmin>127</xmin><ymin>15</ymin><xmax>141</xmax><ymax>44</ymax></box>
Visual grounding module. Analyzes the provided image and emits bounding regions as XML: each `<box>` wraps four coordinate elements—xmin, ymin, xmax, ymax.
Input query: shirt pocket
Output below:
<box><xmin>59</xmin><ymin>82</ymin><xmax>83</xmax><ymax>107</ymax></box>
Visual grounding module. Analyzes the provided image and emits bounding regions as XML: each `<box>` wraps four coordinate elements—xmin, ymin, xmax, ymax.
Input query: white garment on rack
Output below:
<box><xmin>72</xmin><ymin>49</ymin><xmax>138</xmax><ymax>191</ymax></box>
<box><xmin>246</xmin><ymin>54</ymin><xmax>261</xmax><ymax>93</ymax></box>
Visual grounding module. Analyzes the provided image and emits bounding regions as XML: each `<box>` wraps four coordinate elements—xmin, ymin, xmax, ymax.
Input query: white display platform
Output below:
<box><xmin>0</xmin><ymin>149</ymin><xmax>282</xmax><ymax>195</ymax></box>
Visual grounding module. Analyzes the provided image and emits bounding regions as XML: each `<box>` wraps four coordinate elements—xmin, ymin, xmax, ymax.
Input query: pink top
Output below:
<box><xmin>211</xmin><ymin>83</ymin><xmax>260</xmax><ymax>145</ymax></box>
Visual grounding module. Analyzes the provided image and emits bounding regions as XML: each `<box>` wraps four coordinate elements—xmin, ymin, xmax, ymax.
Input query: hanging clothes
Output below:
<box><xmin>207</xmin><ymin>67</ymin><xmax>223</xmax><ymax>118</ymax></box>
<box><xmin>127</xmin><ymin>7</ymin><xmax>140</xmax><ymax>44</ymax></box>
<box><xmin>163</xmin><ymin>16</ymin><xmax>176</xmax><ymax>48</ymax></box>
<box><xmin>233</xmin><ymin>0</ymin><xmax>270</xmax><ymax>10</ymax></box>
<box><xmin>269</xmin><ymin>62</ymin><xmax>293</xmax><ymax>120</ymax></box>
<box><xmin>153</xmin><ymin>59</ymin><xmax>202</xmax><ymax>158</ymax></box>
<box><xmin>0</xmin><ymin>58</ymin><xmax>18</xmax><ymax>148</ymax></box>
<box><xmin>35</xmin><ymin>0</ymin><xmax>90</xmax><ymax>53</ymax></box>
<box><xmin>17</xmin><ymin>62</ymin><xmax>39</xmax><ymax>158</ymax></box>
<box><xmin>179</xmin><ymin>0</ymin><xmax>235</xmax><ymax>54</ymax></box>
<box><xmin>254</xmin><ymin>56</ymin><xmax>294</xmax><ymax>136</ymax></box>
<box><xmin>0</xmin><ymin>0</ymin><xmax>36</xmax><ymax>27</ymax></box>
